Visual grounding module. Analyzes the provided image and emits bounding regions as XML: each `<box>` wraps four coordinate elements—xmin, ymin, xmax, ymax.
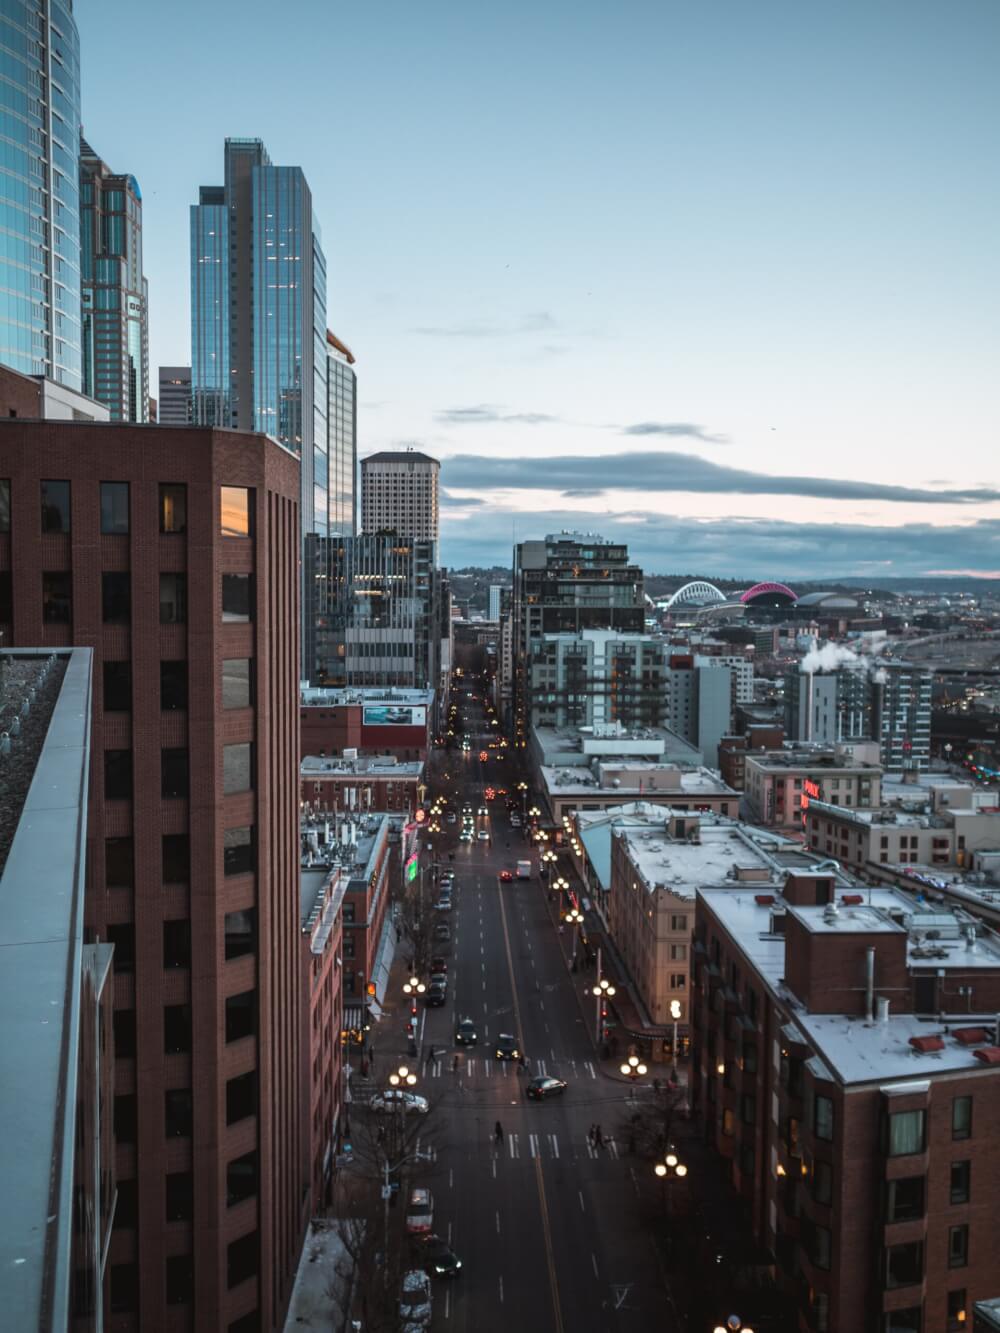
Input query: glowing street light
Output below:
<box><xmin>389</xmin><ymin>1064</ymin><xmax>417</xmax><ymax>1088</ymax></box>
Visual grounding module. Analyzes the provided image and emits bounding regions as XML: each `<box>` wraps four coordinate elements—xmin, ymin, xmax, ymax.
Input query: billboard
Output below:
<box><xmin>363</xmin><ymin>704</ymin><xmax>427</xmax><ymax>728</ymax></box>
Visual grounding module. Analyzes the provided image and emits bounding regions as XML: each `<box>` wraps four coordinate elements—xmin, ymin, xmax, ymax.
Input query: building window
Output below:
<box><xmin>887</xmin><ymin>1109</ymin><xmax>925</xmax><ymax>1157</ymax></box>
<box><xmin>952</xmin><ymin>1096</ymin><xmax>972</xmax><ymax>1141</ymax></box>
<box><xmin>670</xmin><ymin>944</ymin><xmax>688</xmax><ymax>961</ymax></box>
<box><xmin>102</xmin><ymin>571</ymin><xmax>130</xmax><ymax>623</ymax></box>
<box><xmin>107</xmin><ymin>923</ymin><xmax>135</xmax><ymax>973</ymax></box>
<box><xmin>950</xmin><ymin>1160</ymin><xmax>970</xmax><ymax>1205</ymax></box>
<box><xmin>110</xmin><ymin>1263</ymin><xmax>138</xmax><ymax>1314</ymax></box>
<box><xmin>159</xmin><ymin>572</ymin><xmax>186</xmax><ymax>624</ymax></box>
<box><xmin>105</xmin><ymin>836</ymin><xmax>133</xmax><ymax>889</ymax></box>
<box><xmin>220</xmin><ymin>486</ymin><xmax>252</xmax><ymax>537</ymax></box>
<box><xmin>812</xmin><ymin>1159</ymin><xmax>833</xmax><ymax>1206</ymax></box>
<box><xmin>162</xmin><ymin>834</ymin><xmax>189</xmax><ymax>885</ymax></box>
<box><xmin>814</xmin><ymin>1094</ymin><xmax>834</xmax><ymax>1141</ymax></box>
<box><xmin>0</xmin><ymin>570</ymin><xmax>10</xmax><ymax>623</ymax></box>
<box><xmin>114</xmin><ymin>1093</ymin><xmax>137</xmax><ymax>1142</ymax></box>
<box><xmin>947</xmin><ymin>1290</ymin><xmax>967</xmax><ymax>1332</ymax></box>
<box><xmin>885</xmin><ymin>1240</ymin><xmax>923</xmax><ymax>1289</ymax></box>
<box><xmin>948</xmin><ymin>1224</ymin><xmax>968</xmax><ymax>1269</ymax></box>
<box><xmin>225</xmin><ymin>990</ymin><xmax>256</xmax><ymax>1043</ymax></box>
<box><xmin>112</xmin><ymin>1179</ymin><xmax>137</xmax><ymax>1231</ymax></box>
<box><xmin>226</xmin><ymin>1150</ymin><xmax>258</xmax><ymax>1206</ymax></box>
<box><xmin>227</xmin><ymin>1311</ymin><xmax>261</xmax><ymax>1333</ymax></box>
<box><xmin>165</xmin><ymin>1254</ymin><xmax>194</xmax><ymax>1307</ymax></box>
<box><xmin>161</xmin><ymin>748</ymin><xmax>189</xmax><ymax>798</ymax></box>
<box><xmin>670</xmin><ymin>974</ymin><xmax>686</xmax><ymax>990</ymax></box>
<box><xmin>885</xmin><ymin>1175</ymin><xmax>925</xmax><ymax>1223</ymax></box>
<box><xmin>42</xmin><ymin>571</ymin><xmax>72</xmax><ymax>622</ymax></box>
<box><xmin>223</xmin><ymin>658</ymin><xmax>252</xmax><ymax>709</ymax></box>
<box><xmin>808</xmin><ymin>1221</ymin><xmax>831</xmax><ymax>1270</ymax></box>
<box><xmin>165</xmin><ymin>1172</ymin><xmax>193</xmax><ymax>1222</ymax></box>
<box><xmin>670</xmin><ymin>914</ymin><xmax>688</xmax><ymax>931</ymax></box>
<box><xmin>165</xmin><ymin>1089</ymin><xmax>193</xmax><ymax>1138</ymax></box>
<box><xmin>113</xmin><ymin>1009</ymin><xmax>136</xmax><ymax>1059</ymax></box>
<box><xmin>100</xmin><ymin>481</ymin><xmax>129</xmax><ymax>534</ymax></box>
<box><xmin>883</xmin><ymin>1308</ymin><xmax>922</xmax><ymax>1333</ymax></box>
<box><xmin>160</xmin><ymin>660</ymin><xmax>188</xmax><ymax>711</ymax></box>
<box><xmin>227</xmin><ymin>1231</ymin><xmax>258</xmax><ymax>1289</ymax></box>
<box><xmin>104</xmin><ymin>749</ymin><xmax>133</xmax><ymax>800</ymax></box>
<box><xmin>223</xmin><ymin>742</ymin><xmax>253</xmax><ymax>795</ymax></box>
<box><xmin>159</xmin><ymin>483</ymin><xmax>186</xmax><ymax>533</ymax></box>
<box><xmin>224</xmin><ymin>826</ymin><xmax>255</xmax><ymax>876</ymax></box>
<box><xmin>225</xmin><ymin>908</ymin><xmax>257</xmax><ymax>960</ymax></box>
<box><xmin>226</xmin><ymin>1071</ymin><xmax>257</xmax><ymax>1126</ymax></box>
<box><xmin>163</xmin><ymin>919</ymin><xmax>191</xmax><ymax>969</ymax></box>
<box><xmin>103</xmin><ymin>660</ymin><xmax>132</xmax><ymax>712</ymax></box>
<box><xmin>164</xmin><ymin>1004</ymin><xmax>192</xmax><ymax>1054</ymax></box>
<box><xmin>41</xmin><ymin>479</ymin><xmax>70</xmax><ymax>532</ymax></box>
<box><xmin>222</xmin><ymin>573</ymin><xmax>253</xmax><ymax>622</ymax></box>
<box><xmin>0</xmin><ymin>478</ymin><xmax>9</xmax><ymax>531</ymax></box>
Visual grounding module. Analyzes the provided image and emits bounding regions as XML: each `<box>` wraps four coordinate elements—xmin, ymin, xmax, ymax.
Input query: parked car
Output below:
<box><xmin>413</xmin><ymin>1233</ymin><xmax>462</xmax><ymax>1278</ymax></box>
<box><xmin>429</xmin><ymin>971</ymin><xmax>448</xmax><ymax>989</ymax></box>
<box><xmin>433</xmin><ymin>923</ymin><xmax>451</xmax><ymax>942</ymax></box>
<box><xmin>525</xmin><ymin>1076</ymin><xmax>568</xmax><ymax>1101</ymax></box>
<box><xmin>435</xmin><ymin>898</ymin><xmax>452</xmax><ymax>913</ymax></box>
<box><xmin>431</xmin><ymin>955</ymin><xmax>448</xmax><ymax>973</ymax></box>
<box><xmin>370</xmin><ymin>1090</ymin><xmax>429</xmax><ymax>1115</ymax></box>
<box><xmin>494</xmin><ymin>1033</ymin><xmax>520</xmax><ymax>1061</ymax></box>
<box><xmin>406</xmin><ymin>1187</ymin><xmax>434</xmax><ymax>1235</ymax></box>
<box><xmin>425</xmin><ymin>981</ymin><xmax>447</xmax><ymax>1007</ymax></box>
<box><xmin>399</xmin><ymin>1269</ymin><xmax>432</xmax><ymax>1328</ymax></box>
<box><xmin>455</xmin><ymin>1017</ymin><xmax>477</xmax><ymax>1045</ymax></box>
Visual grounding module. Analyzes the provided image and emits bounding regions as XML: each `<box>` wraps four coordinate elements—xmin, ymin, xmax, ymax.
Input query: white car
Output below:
<box><xmin>369</xmin><ymin>1090</ymin><xmax>429</xmax><ymax>1115</ymax></box>
<box><xmin>477</xmin><ymin>829</ymin><xmax>490</xmax><ymax>842</ymax></box>
<box><xmin>400</xmin><ymin>1269</ymin><xmax>432</xmax><ymax>1328</ymax></box>
<box><xmin>406</xmin><ymin>1187</ymin><xmax>434</xmax><ymax>1235</ymax></box>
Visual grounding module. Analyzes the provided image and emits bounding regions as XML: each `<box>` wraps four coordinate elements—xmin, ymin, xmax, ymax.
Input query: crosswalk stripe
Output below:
<box><xmin>529</xmin><ymin>1133</ymin><xmax>538</xmax><ymax>1158</ymax></box>
<box><xmin>537</xmin><ymin>1059</ymin><xmax>547</xmax><ymax>1076</ymax></box>
<box><xmin>508</xmin><ymin>1134</ymin><xmax>518</xmax><ymax>1158</ymax></box>
<box><xmin>585</xmin><ymin>1061</ymin><xmax>596</xmax><ymax>1079</ymax></box>
<box><xmin>548</xmin><ymin>1133</ymin><xmax>559</xmax><ymax>1158</ymax></box>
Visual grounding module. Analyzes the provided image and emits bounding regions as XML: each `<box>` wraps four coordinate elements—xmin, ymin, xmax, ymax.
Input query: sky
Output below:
<box><xmin>77</xmin><ymin>0</ymin><xmax>999</xmax><ymax>580</ymax></box>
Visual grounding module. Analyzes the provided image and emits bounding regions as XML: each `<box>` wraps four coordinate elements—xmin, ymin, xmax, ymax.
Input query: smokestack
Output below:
<box><xmin>876</xmin><ymin>997</ymin><xmax>891</xmax><ymax>1024</ymax></box>
<box><xmin>865</xmin><ymin>947</ymin><xmax>875</xmax><ymax>1022</ymax></box>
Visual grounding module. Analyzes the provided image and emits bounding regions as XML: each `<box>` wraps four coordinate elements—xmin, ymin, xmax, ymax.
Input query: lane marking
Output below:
<box><xmin>496</xmin><ymin>1210</ymin><xmax>501</xmax><ymax>1233</ymax></box>
<box><xmin>578</xmin><ymin>1190</ymin><xmax>585</xmax><ymax>1212</ymax></box>
<box><xmin>549</xmin><ymin>1134</ymin><xmax>560</xmax><ymax>1159</ymax></box>
<box><xmin>499</xmin><ymin>1275</ymin><xmax>504</xmax><ymax>1304</ymax></box>
<box><xmin>591</xmin><ymin>1253</ymin><xmax>599</xmax><ymax>1279</ymax></box>
<box><xmin>529</xmin><ymin>1133</ymin><xmax>539</xmax><ymax>1158</ymax></box>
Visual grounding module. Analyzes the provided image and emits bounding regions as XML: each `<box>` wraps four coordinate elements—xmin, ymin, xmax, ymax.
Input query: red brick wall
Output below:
<box><xmin>0</xmin><ymin>364</ymin><xmax>43</xmax><ymax>418</ymax></box>
<box><xmin>783</xmin><ymin>915</ymin><xmax>909</xmax><ymax>1015</ymax></box>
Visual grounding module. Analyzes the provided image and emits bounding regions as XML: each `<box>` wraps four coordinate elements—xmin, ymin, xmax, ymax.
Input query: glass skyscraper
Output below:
<box><xmin>79</xmin><ymin>137</ymin><xmax>148</xmax><ymax>420</ymax></box>
<box><xmin>0</xmin><ymin>0</ymin><xmax>83</xmax><ymax>388</ymax></box>
<box><xmin>190</xmin><ymin>139</ymin><xmax>326</xmax><ymax>541</ymax></box>
<box><xmin>325</xmin><ymin>330</ymin><xmax>356</xmax><ymax>538</ymax></box>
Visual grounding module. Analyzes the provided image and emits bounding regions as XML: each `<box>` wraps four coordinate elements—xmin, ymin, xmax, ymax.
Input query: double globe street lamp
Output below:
<box><xmin>713</xmin><ymin>1318</ymin><xmax>755</xmax><ymax>1333</ymax></box>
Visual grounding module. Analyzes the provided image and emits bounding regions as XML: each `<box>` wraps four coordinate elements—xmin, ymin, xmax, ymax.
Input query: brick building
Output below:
<box><xmin>299</xmin><ymin>684</ymin><xmax>433</xmax><ymax>761</ymax></box>
<box><xmin>300</xmin><ymin>754</ymin><xmax>424</xmax><ymax>816</ymax></box>
<box><xmin>299</xmin><ymin>862</ymin><xmax>345</xmax><ymax>1213</ymax></box>
<box><xmin>692</xmin><ymin>878</ymin><xmax>1000</xmax><ymax>1333</ymax></box>
<box><xmin>0</xmin><ymin>422</ymin><xmax>305</xmax><ymax>1332</ymax></box>
<box><xmin>744</xmin><ymin>743</ymin><xmax>883</xmax><ymax>832</ymax></box>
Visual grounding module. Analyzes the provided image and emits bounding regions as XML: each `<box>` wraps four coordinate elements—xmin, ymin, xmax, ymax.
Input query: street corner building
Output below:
<box><xmin>0</xmin><ymin>418</ymin><xmax>308</xmax><ymax>1332</ymax></box>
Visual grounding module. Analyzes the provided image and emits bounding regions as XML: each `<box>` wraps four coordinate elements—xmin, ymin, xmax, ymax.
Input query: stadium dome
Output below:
<box><xmin>741</xmin><ymin>581</ymin><xmax>797</xmax><ymax>607</ymax></box>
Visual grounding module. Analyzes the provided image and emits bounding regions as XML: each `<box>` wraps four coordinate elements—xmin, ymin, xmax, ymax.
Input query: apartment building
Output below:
<box><xmin>744</xmin><ymin>743</ymin><xmax>883</xmax><ymax>831</ymax></box>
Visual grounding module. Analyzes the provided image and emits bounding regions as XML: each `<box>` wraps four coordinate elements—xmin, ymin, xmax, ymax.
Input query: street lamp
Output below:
<box><xmin>620</xmin><ymin>1052</ymin><xmax>647</xmax><ymax>1098</ymax></box>
<box><xmin>654</xmin><ymin>1146</ymin><xmax>688</xmax><ymax>1179</ymax></box>
<box><xmin>669</xmin><ymin>998</ymin><xmax>682</xmax><ymax>1072</ymax></box>
<box><xmin>713</xmin><ymin>1319</ymin><xmax>755</xmax><ymax>1333</ymax></box>
<box><xmin>565</xmin><ymin>906</ymin><xmax>583</xmax><ymax>964</ymax></box>
<box><xmin>402</xmin><ymin>977</ymin><xmax>425</xmax><ymax>1056</ymax></box>
<box><xmin>592</xmin><ymin>969</ymin><xmax>616</xmax><ymax>1045</ymax></box>
<box><xmin>389</xmin><ymin>1063</ymin><xmax>417</xmax><ymax>1089</ymax></box>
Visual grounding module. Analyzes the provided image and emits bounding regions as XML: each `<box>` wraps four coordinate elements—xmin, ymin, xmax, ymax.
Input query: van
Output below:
<box><xmin>516</xmin><ymin>860</ymin><xmax>532</xmax><ymax>879</ymax></box>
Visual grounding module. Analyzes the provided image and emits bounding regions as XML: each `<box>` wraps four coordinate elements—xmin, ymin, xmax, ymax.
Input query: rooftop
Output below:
<box><xmin>746</xmin><ymin>748</ymin><xmax>881</xmax><ymax>773</ymax></box>
<box><xmin>0</xmin><ymin>648</ymin><xmax>93</xmax><ymax>1331</ymax></box>
<box><xmin>302</xmin><ymin>754</ymin><xmax>424</xmax><ymax>779</ymax></box>
<box><xmin>539</xmin><ymin>761</ymin><xmax>734</xmax><ymax>798</ymax></box>
<box><xmin>300</xmin><ymin>812</ymin><xmax>390</xmax><ymax>891</ymax></box>
<box><xmin>361</xmin><ymin>449</ymin><xmax>439</xmax><ymax>466</ymax></box>
<box><xmin>300</xmin><ymin>684</ymin><xmax>434</xmax><ymax>707</ymax></box>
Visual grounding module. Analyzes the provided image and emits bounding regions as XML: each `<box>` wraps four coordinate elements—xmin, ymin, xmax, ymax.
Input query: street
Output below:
<box><xmin>374</xmin><ymin>686</ymin><xmax>676</xmax><ymax>1333</ymax></box>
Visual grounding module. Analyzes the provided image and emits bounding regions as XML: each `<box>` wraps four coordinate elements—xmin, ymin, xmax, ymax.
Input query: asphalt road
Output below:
<box><xmin>397</xmin><ymin>693</ymin><xmax>675</xmax><ymax>1333</ymax></box>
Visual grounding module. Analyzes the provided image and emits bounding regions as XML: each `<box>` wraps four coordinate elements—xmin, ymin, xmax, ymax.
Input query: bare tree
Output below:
<box><xmin>617</xmin><ymin>1080</ymin><xmax>686</xmax><ymax>1158</ymax></box>
<box><xmin>396</xmin><ymin>867</ymin><xmax>444</xmax><ymax>979</ymax></box>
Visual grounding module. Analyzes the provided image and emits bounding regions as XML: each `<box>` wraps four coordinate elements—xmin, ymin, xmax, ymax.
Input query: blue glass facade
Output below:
<box><xmin>326</xmin><ymin>342</ymin><xmax>356</xmax><ymax>537</ymax></box>
<box><xmin>0</xmin><ymin>0</ymin><xmax>83</xmax><ymax>387</ymax></box>
<box><xmin>189</xmin><ymin>192</ymin><xmax>228</xmax><ymax>426</ymax></box>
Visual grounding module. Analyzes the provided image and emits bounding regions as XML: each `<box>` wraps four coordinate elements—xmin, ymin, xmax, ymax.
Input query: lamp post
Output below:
<box><xmin>380</xmin><ymin>1064</ymin><xmax>423</xmax><ymax>1267</ymax></box>
<box><xmin>669</xmin><ymin>998</ymin><xmax>682</xmax><ymax>1072</ymax></box>
<box><xmin>592</xmin><ymin>948</ymin><xmax>616</xmax><ymax>1047</ymax></box>
<box><xmin>713</xmin><ymin>1318</ymin><xmax>755</xmax><ymax>1333</ymax></box>
<box><xmin>402</xmin><ymin>976</ymin><xmax>425</xmax><ymax>1056</ymax></box>
<box><xmin>654</xmin><ymin>1144</ymin><xmax>688</xmax><ymax>1231</ymax></box>
<box><xmin>565</xmin><ymin>906</ymin><xmax>583</xmax><ymax>965</ymax></box>
<box><xmin>621</xmin><ymin>1052</ymin><xmax>647</xmax><ymax>1099</ymax></box>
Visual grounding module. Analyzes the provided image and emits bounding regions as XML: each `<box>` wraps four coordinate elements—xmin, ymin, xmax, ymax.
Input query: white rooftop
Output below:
<box><xmin>540</xmin><ymin>763</ymin><xmax>733</xmax><ymax>797</ymax></box>
<box><xmin>302</xmin><ymin>754</ymin><xmax>424</xmax><ymax>778</ymax></box>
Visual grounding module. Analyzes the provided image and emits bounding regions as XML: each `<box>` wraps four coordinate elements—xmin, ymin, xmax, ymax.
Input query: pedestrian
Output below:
<box><xmin>588</xmin><ymin>1124</ymin><xmax>596</xmax><ymax>1148</ymax></box>
<box><xmin>452</xmin><ymin>1054</ymin><xmax>459</xmax><ymax>1073</ymax></box>
<box><xmin>594</xmin><ymin>1124</ymin><xmax>604</xmax><ymax>1149</ymax></box>
<box><xmin>368</xmin><ymin>1043</ymin><xmax>376</xmax><ymax>1063</ymax></box>
<box><xmin>494</xmin><ymin>1121</ymin><xmax>504</xmax><ymax>1145</ymax></box>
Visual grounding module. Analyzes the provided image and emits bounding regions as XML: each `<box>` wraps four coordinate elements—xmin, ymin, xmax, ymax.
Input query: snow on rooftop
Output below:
<box><xmin>621</xmin><ymin>822</ymin><xmax>797</xmax><ymax>899</ymax></box>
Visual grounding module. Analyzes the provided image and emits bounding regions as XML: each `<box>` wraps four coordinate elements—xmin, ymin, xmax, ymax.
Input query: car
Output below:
<box><xmin>435</xmin><ymin>898</ymin><xmax>452</xmax><ymax>913</ymax></box>
<box><xmin>445</xmin><ymin>812</ymin><xmax>457</xmax><ymax>824</ymax></box>
<box><xmin>509</xmin><ymin>815</ymin><xmax>521</xmax><ymax>827</ymax></box>
<box><xmin>499</xmin><ymin>869</ymin><xmax>513</xmax><ymax>882</ymax></box>
<box><xmin>433</xmin><ymin>923</ymin><xmax>451</xmax><ymax>942</ymax></box>
<box><xmin>459</xmin><ymin>830</ymin><xmax>473</xmax><ymax>842</ymax></box>
<box><xmin>478</xmin><ymin>805</ymin><xmax>489</xmax><ymax>816</ymax></box>
<box><xmin>455</xmin><ymin>1017</ymin><xmax>477</xmax><ymax>1045</ymax></box>
<box><xmin>477</xmin><ymin>830</ymin><xmax>490</xmax><ymax>842</ymax></box>
<box><xmin>406</xmin><ymin>1187</ymin><xmax>434</xmax><ymax>1234</ymax></box>
<box><xmin>494</xmin><ymin>1033</ymin><xmax>520</xmax><ymax>1061</ymax></box>
<box><xmin>431</xmin><ymin>955</ymin><xmax>448</xmax><ymax>973</ymax></box>
<box><xmin>425</xmin><ymin>982</ymin><xmax>447</xmax><ymax>1007</ymax></box>
<box><xmin>429</xmin><ymin>971</ymin><xmax>448</xmax><ymax>988</ymax></box>
<box><xmin>438</xmin><ymin>871</ymin><xmax>455</xmax><ymax>884</ymax></box>
<box><xmin>526</xmin><ymin>1075</ymin><xmax>568</xmax><ymax>1101</ymax></box>
<box><xmin>370</xmin><ymin>1090</ymin><xmax>429</xmax><ymax>1115</ymax></box>
<box><xmin>413</xmin><ymin>1233</ymin><xmax>462</xmax><ymax>1278</ymax></box>
<box><xmin>399</xmin><ymin>1269</ymin><xmax>432</xmax><ymax>1328</ymax></box>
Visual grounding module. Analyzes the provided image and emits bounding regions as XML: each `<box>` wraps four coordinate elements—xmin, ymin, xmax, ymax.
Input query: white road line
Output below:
<box><xmin>445</xmin><ymin>1286</ymin><xmax>451</xmax><ymax>1320</ymax></box>
<box><xmin>496</xmin><ymin>1208</ymin><xmax>502</xmax><ymax>1232</ymax></box>
<box><xmin>539</xmin><ymin>1000</ymin><xmax>545</xmax><ymax>1011</ymax></box>
<box><xmin>570</xmin><ymin>1059</ymin><xmax>577</xmax><ymax>1077</ymax></box>
<box><xmin>607</xmin><ymin>1139</ymin><xmax>619</xmax><ymax>1159</ymax></box>
<box><xmin>485</xmin><ymin>1058</ymin><xmax>493</xmax><ymax>1078</ymax></box>
<box><xmin>586</xmin><ymin>1142</ymin><xmax>596</xmax><ymax>1159</ymax></box>
<box><xmin>499</xmin><ymin>1275</ymin><xmax>504</xmax><ymax>1304</ymax></box>
<box><xmin>468</xmin><ymin>1059</ymin><xmax>475</xmax><ymax>1077</ymax></box>
<box><xmin>549</xmin><ymin>1133</ymin><xmax>559</xmax><ymax>1159</ymax></box>
<box><xmin>585</xmin><ymin>1061</ymin><xmax>596</xmax><ymax>1079</ymax></box>
<box><xmin>492</xmin><ymin>1158</ymin><xmax>496</xmax><ymax>1179</ymax></box>
<box><xmin>501</xmin><ymin>1061</ymin><xmax>508</xmax><ymax>1078</ymax></box>
<box><xmin>529</xmin><ymin>1133</ymin><xmax>539</xmax><ymax>1158</ymax></box>
<box><xmin>537</xmin><ymin>1059</ymin><xmax>547</xmax><ymax>1076</ymax></box>
<box><xmin>551</xmin><ymin>1047</ymin><xmax>556</xmax><ymax>1062</ymax></box>
<box><xmin>578</xmin><ymin>1189</ymin><xmax>585</xmax><ymax>1212</ymax></box>
<box><xmin>482</xmin><ymin>978</ymin><xmax>486</xmax><ymax>991</ymax></box>
<box><xmin>591</xmin><ymin>1253</ymin><xmax>599</xmax><ymax>1278</ymax></box>
<box><xmin>449</xmin><ymin>1168</ymin><xmax>454</xmax><ymax>1189</ymax></box>
<box><xmin>508</xmin><ymin>1133</ymin><xmax>519</xmax><ymax>1158</ymax></box>
<box><xmin>448</xmin><ymin>1220</ymin><xmax>453</xmax><ymax>1242</ymax></box>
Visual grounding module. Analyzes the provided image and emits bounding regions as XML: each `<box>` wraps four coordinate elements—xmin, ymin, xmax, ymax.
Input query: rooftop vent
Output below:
<box><xmin>909</xmin><ymin>1035</ymin><xmax>945</xmax><ymax>1054</ymax></box>
<box><xmin>841</xmin><ymin>894</ymin><xmax>864</xmax><ymax>906</ymax></box>
<box><xmin>972</xmin><ymin>1046</ymin><xmax>1000</xmax><ymax>1066</ymax></box>
<box><xmin>952</xmin><ymin>1027</ymin><xmax>990</xmax><ymax>1047</ymax></box>
<box><xmin>755</xmin><ymin>894</ymin><xmax>775</xmax><ymax>906</ymax></box>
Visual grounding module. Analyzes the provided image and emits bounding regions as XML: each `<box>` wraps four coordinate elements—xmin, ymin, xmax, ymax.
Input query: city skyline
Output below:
<box><xmin>76</xmin><ymin>0</ymin><xmax>999</xmax><ymax>576</ymax></box>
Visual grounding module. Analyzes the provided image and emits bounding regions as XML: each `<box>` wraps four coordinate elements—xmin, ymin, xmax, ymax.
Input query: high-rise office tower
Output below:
<box><xmin>361</xmin><ymin>450</ymin><xmax>440</xmax><ymax>541</ymax></box>
<box><xmin>157</xmin><ymin>365</ymin><xmax>192</xmax><ymax>425</ymax></box>
<box><xmin>191</xmin><ymin>139</ymin><xmax>327</xmax><ymax>652</ymax></box>
<box><xmin>488</xmin><ymin>584</ymin><xmax>503</xmax><ymax>622</ymax></box>
<box><xmin>0</xmin><ymin>0</ymin><xmax>83</xmax><ymax>389</ymax></box>
<box><xmin>79</xmin><ymin>137</ymin><xmax>149</xmax><ymax>421</ymax></box>
<box><xmin>0</xmin><ymin>421</ymin><xmax>306</xmax><ymax>1332</ymax></box>
<box><xmin>511</xmin><ymin>531</ymin><xmax>644</xmax><ymax>740</ymax></box>
<box><xmin>325</xmin><ymin>331</ymin><xmax>356</xmax><ymax>537</ymax></box>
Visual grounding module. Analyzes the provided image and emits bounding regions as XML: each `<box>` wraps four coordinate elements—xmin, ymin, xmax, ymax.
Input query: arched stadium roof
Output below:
<box><xmin>664</xmin><ymin>580</ymin><xmax>728</xmax><ymax>609</ymax></box>
<box><xmin>740</xmin><ymin>581</ymin><xmax>797</xmax><ymax>604</ymax></box>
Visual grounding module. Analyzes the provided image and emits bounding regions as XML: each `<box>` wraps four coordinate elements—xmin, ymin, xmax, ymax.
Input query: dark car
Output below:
<box><xmin>433</xmin><ymin>924</ymin><xmax>451</xmax><ymax>942</ymax></box>
<box><xmin>526</xmin><ymin>1075</ymin><xmax>567</xmax><ymax>1101</ymax></box>
<box><xmin>431</xmin><ymin>956</ymin><xmax>448</xmax><ymax>973</ymax></box>
<box><xmin>425</xmin><ymin>982</ymin><xmax>447</xmax><ymax>1007</ymax></box>
<box><xmin>455</xmin><ymin>1017</ymin><xmax>477</xmax><ymax>1045</ymax></box>
<box><xmin>429</xmin><ymin>972</ymin><xmax>448</xmax><ymax>989</ymax></box>
<box><xmin>413</xmin><ymin>1233</ymin><xmax>462</xmax><ymax>1278</ymax></box>
<box><xmin>494</xmin><ymin>1033</ymin><xmax>520</xmax><ymax>1061</ymax></box>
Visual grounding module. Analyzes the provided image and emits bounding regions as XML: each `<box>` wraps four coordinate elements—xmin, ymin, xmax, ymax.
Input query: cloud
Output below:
<box><xmin>622</xmin><ymin>422</ymin><xmax>729</xmax><ymax>444</ymax></box>
<box><xmin>412</xmin><ymin>310</ymin><xmax>557</xmax><ymax>338</ymax></box>
<box><xmin>435</xmin><ymin>405</ymin><xmax>561</xmax><ymax>426</ymax></box>
<box><xmin>439</xmin><ymin>505</ymin><xmax>1000</xmax><ymax>581</ymax></box>
<box><xmin>440</xmin><ymin>490</ymin><xmax>486</xmax><ymax>508</ymax></box>
<box><xmin>561</xmin><ymin>488</ymin><xmax>606</xmax><ymax>497</ymax></box>
<box><xmin>439</xmin><ymin>450</ymin><xmax>1000</xmax><ymax>506</ymax></box>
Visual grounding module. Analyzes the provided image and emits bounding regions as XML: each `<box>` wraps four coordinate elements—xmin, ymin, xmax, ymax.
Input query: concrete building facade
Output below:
<box><xmin>157</xmin><ymin>366</ymin><xmax>192</xmax><ymax>426</ymax></box>
<box><xmin>299</xmin><ymin>685</ymin><xmax>434</xmax><ymax>761</ymax></box>
<box><xmin>0</xmin><ymin>421</ymin><xmax>306</xmax><ymax>1332</ymax></box>
<box><xmin>360</xmin><ymin>450</ymin><xmax>439</xmax><ymax>542</ymax></box>
<box><xmin>527</xmin><ymin>629</ymin><xmax>668</xmax><ymax>731</ymax></box>
<box><xmin>744</xmin><ymin>744</ymin><xmax>883</xmax><ymax>831</ymax></box>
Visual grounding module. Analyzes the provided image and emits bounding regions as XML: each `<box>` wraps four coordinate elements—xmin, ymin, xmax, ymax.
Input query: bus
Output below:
<box><xmin>516</xmin><ymin>860</ymin><xmax>532</xmax><ymax>880</ymax></box>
